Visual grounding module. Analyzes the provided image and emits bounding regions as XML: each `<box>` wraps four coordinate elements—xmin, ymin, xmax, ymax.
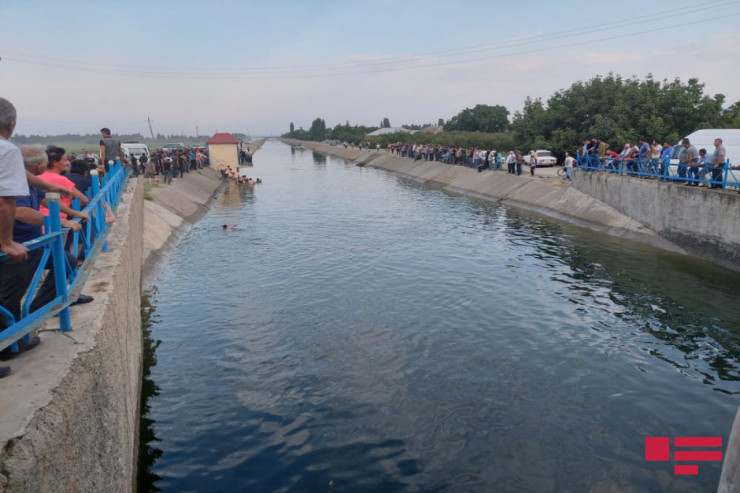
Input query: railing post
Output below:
<box><xmin>90</xmin><ymin>170</ymin><xmax>104</xmax><ymax>237</ymax></box>
<box><xmin>46</xmin><ymin>193</ymin><xmax>71</xmax><ymax>332</ymax></box>
<box><xmin>662</xmin><ymin>157</ymin><xmax>669</xmax><ymax>182</ymax></box>
<box><xmin>722</xmin><ymin>160</ymin><xmax>730</xmax><ymax>191</ymax></box>
<box><xmin>71</xmin><ymin>197</ymin><xmax>80</xmax><ymax>255</ymax></box>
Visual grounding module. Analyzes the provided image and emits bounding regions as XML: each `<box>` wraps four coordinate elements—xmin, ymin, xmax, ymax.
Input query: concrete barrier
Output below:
<box><xmin>0</xmin><ymin>178</ymin><xmax>144</xmax><ymax>493</ymax></box>
<box><xmin>142</xmin><ymin>167</ymin><xmax>226</xmax><ymax>289</ymax></box>
<box><xmin>572</xmin><ymin>170</ymin><xmax>740</xmax><ymax>272</ymax></box>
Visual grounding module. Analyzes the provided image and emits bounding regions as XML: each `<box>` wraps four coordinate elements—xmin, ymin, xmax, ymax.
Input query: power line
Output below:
<box><xmin>2</xmin><ymin>6</ymin><xmax>738</xmax><ymax>80</ymax></box>
<box><xmin>1</xmin><ymin>0</ymin><xmax>733</xmax><ymax>76</ymax></box>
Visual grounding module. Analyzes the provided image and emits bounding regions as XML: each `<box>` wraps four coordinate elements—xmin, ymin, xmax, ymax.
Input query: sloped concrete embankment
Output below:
<box><xmin>572</xmin><ymin>171</ymin><xmax>740</xmax><ymax>272</ymax></box>
<box><xmin>284</xmin><ymin>140</ymin><xmax>680</xmax><ymax>251</ymax></box>
<box><xmin>0</xmin><ymin>178</ymin><xmax>144</xmax><ymax>493</ymax></box>
<box><xmin>142</xmin><ymin>167</ymin><xmax>227</xmax><ymax>288</ymax></box>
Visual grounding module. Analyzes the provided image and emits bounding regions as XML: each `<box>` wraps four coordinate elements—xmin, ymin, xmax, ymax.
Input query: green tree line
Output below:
<box><xmin>285</xmin><ymin>118</ymin><xmax>378</xmax><ymax>144</ymax></box>
<box><xmin>284</xmin><ymin>74</ymin><xmax>739</xmax><ymax>153</ymax></box>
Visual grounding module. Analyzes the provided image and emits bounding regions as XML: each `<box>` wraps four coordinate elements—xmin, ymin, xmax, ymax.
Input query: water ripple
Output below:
<box><xmin>146</xmin><ymin>141</ymin><xmax>740</xmax><ymax>492</ymax></box>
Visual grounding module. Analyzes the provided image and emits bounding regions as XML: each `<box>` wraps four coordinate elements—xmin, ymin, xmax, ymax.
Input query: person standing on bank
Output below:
<box><xmin>99</xmin><ymin>127</ymin><xmax>123</xmax><ymax>173</ymax></box>
<box><xmin>515</xmin><ymin>149</ymin><xmax>524</xmax><ymax>176</ymax></box>
<box><xmin>710</xmin><ymin>138</ymin><xmax>727</xmax><ymax>189</ymax></box>
<box><xmin>563</xmin><ymin>152</ymin><xmax>574</xmax><ymax>180</ymax></box>
<box><xmin>0</xmin><ymin>98</ymin><xmax>30</xmax><ymax>266</ymax></box>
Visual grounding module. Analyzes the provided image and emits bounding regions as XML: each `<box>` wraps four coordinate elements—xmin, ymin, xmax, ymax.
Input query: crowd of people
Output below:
<box><xmin>68</xmin><ymin>142</ymin><xmax>211</xmax><ymax>187</ymax></box>
<box><xmin>385</xmin><ymin>144</ymin><xmax>558</xmax><ymax>177</ymax></box>
<box><xmin>378</xmin><ymin>138</ymin><xmax>738</xmax><ymax>187</ymax></box>
<box><xmin>576</xmin><ymin>137</ymin><xmax>737</xmax><ymax>188</ymax></box>
<box><xmin>0</xmin><ymin>95</ymin><xmax>262</xmax><ymax>379</ymax></box>
<box><xmin>218</xmin><ymin>165</ymin><xmax>262</xmax><ymax>186</ymax></box>
<box><xmin>130</xmin><ymin>147</ymin><xmax>210</xmax><ymax>185</ymax></box>
<box><xmin>0</xmin><ymin>98</ymin><xmax>116</xmax><ymax>378</ymax></box>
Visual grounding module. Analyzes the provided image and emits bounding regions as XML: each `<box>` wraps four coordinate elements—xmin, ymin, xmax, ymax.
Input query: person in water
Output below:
<box><xmin>222</xmin><ymin>224</ymin><xmax>237</xmax><ymax>231</ymax></box>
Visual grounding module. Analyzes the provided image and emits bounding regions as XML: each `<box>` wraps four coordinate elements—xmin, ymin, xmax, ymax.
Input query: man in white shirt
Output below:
<box><xmin>0</xmin><ymin>98</ymin><xmax>29</xmax><ymax>378</ymax></box>
<box><xmin>651</xmin><ymin>140</ymin><xmax>663</xmax><ymax>174</ymax></box>
<box><xmin>506</xmin><ymin>151</ymin><xmax>516</xmax><ymax>174</ymax></box>
<box><xmin>563</xmin><ymin>152</ymin><xmax>574</xmax><ymax>180</ymax></box>
<box><xmin>0</xmin><ymin>98</ymin><xmax>30</xmax><ymax>264</ymax></box>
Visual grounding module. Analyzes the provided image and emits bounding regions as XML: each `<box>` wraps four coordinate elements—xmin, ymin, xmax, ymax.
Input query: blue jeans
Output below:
<box><xmin>687</xmin><ymin>166</ymin><xmax>701</xmax><ymax>184</ymax></box>
<box><xmin>677</xmin><ymin>163</ymin><xmax>688</xmax><ymax>180</ymax></box>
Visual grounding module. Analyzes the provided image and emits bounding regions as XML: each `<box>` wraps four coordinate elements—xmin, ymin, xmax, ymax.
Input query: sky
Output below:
<box><xmin>1</xmin><ymin>0</ymin><xmax>739</xmax><ymax>138</ymax></box>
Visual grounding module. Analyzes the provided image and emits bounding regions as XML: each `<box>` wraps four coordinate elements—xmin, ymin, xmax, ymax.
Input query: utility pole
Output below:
<box><xmin>146</xmin><ymin>116</ymin><xmax>155</xmax><ymax>140</ymax></box>
<box><xmin>195</xmin><ymin>125</ymin><xmax>199</xmax><ymax>137</ymax></box>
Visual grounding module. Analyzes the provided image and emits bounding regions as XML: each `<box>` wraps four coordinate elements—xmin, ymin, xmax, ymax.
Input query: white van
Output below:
<box><xmin>671</xmin><ymin>129</ymin><xmax>740</xmax><ymax>166</ymax></box>
<box><xmin>668</xmin><ymin>129</ymin><xmax>740</xmax><ymax>187</ymax></box>
<box><xmin>121</xmin><ymin>142</ymin><xmax>150</xmax><ymax>161</ymax></box>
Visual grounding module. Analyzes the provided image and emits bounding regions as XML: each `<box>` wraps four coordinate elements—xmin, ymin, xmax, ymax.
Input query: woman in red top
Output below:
<box><xmin>39</xmin><ymin>146</ymin><xmax>89</xmax><ymax>218</ymax></box>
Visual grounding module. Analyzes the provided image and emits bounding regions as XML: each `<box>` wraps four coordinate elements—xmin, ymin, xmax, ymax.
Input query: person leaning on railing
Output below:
<box><xmin>0</xmin><ymin>99</ymin><xmax>76</xmax><ymax>378</ymax></box>
<box><xmin>39</xmin><ymin>145</ymin><xmax>90</xmax><ymax>216</ymax></box>
<box><xmin>710</xmin><ymin>138</ymin><xmax>727</xmax><ymax>189</ymax></box>
<box><xmin>0</xmin><ymin>146</ymin><xmax>96</xmax><ymax>366</ymax></box>
<box><xmin>65</xmin><ymin>159</ymin><xmax>93</xmax><ymax>195</ymax></box>
<box><xmin>0</xmin><ymin>98</ymin><xmax>29</xmax><ymax>378</ymax></box>
<box><xmin>0</xmin><ymin>99</ymin><xmax>70</xmax><ymax>262</ymax></box>
<box><xmin>0</xmin><ymin>99</ymin><xmax>30</xmax><ymax>266</ymax></box>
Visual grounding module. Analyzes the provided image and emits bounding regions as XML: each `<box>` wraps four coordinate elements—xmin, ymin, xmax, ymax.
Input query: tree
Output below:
<box><xmin>720</xmin><ymin>101</ymin><xmax>740</xmax><ymax>128</ymax></box>
<box><xmin>382</xmin><ymin>117</ymin><xmax>391</xmax><ymax>128</ymax></box>
<box><xmin>510</xmin><ymin>74</ymin><xmax>730</xmax><ymax>154</ymax></box>
<box><xmin>309</xmin><ymin>118</ymin><xmax>327</xmax><ymax>141</ymax></box>
<box><xmin>444</xmin><ymin>104</ymin><xmax>510</xmax><ymax>133</ymax></box>
<box><xmin>290</xmin><ymin>122</ymin><xmax>295</xmax><ymax>134</ymax></box>
<box><xmin>438</xmin><ymin>118</ymin><xmax>445</xmax><ymax>127</ymax></box>
<box><xmin>328</xmin><ymin>122</ymin><xmax>378</xmax><ymax>144</ymax></box>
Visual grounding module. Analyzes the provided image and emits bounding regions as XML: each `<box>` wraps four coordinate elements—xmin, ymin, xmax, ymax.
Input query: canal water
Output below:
<box><xmin>143</xmin><ymin>140</ymin><xmax>740</xmax><ymax>492</ymax></box>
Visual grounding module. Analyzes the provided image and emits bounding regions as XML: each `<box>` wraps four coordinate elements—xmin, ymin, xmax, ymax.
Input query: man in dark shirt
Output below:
<box><xmin>99</xmin><ymin>127</ymin><xmax>122</xmax><ymax>172</ymax></box>
<box><xmin>63</xmin><ymin>159</ymin><xmax>92</xmax><ymax>195</ymax></box>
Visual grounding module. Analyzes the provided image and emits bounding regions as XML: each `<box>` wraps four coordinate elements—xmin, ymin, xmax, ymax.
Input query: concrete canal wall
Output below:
<box><xmin>0</xmin><ymin>166</ymin><xmax>227</xmax><ymax>493</ymax></box>
<box><xmin>142</xmin><ymin>168</ymin><xmax>227</xmax><ymax>289</ymax></box>
<box><xmin>0</xmin><ymin>178</ymin><xmax>145</xmax><ymax>493</ymax></box>
<box><xmin>571</xmin><ymin>171</ymin><xmax>740</xmax><ymax>272</ymax></box>
<box><xmin>286</xmin><ymin>140</ymin><xmax>684</xmax><ymax>254</ymax></box>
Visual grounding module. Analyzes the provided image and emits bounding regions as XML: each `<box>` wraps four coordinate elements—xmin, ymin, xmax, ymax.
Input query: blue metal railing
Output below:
<box><xmin>575</xmin><ymin>153</ymin><xmax>738</xmax><ymax>190</ymax></box>
<box><xmin>0</xmin><ymin>159</ymin><xmax>129</xmax><ymax>355</ymax></box>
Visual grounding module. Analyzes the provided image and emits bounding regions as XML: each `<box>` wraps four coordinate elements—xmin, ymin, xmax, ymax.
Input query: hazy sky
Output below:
<box><xmin>2</xmin><ymin>0</ymin><xmax>739</xmax><ymax>137</ymax></box>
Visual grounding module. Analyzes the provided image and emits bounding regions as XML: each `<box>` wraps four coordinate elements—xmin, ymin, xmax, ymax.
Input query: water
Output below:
<box><xmin>144</xmin><ymin>140</ymin><xmax>740</xmax><ymax>492</ymax></box>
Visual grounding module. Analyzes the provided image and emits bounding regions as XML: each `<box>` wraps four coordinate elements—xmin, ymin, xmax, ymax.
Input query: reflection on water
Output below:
<box><xmin>312</xmin><ymin>150</ymin><xmax>326</xmax><ymax>165</ymax></box>
<box><xmin>143</xmin><ymin>140</ymin><xmax>740</xmax><ymax>492</ymax></box>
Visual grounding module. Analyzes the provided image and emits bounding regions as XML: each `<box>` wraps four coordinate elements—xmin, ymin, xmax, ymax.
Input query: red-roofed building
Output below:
<box><xmin>207</xmin><ymin>132</ymin><xmax>240</xmax><ymax>170</ymax></box>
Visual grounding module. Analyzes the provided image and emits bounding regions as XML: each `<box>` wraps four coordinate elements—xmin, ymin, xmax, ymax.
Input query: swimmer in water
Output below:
<box><xmin>222</xmin><ymin>224</ymin><xmax>237</xmax><ymax>231</ymax></box>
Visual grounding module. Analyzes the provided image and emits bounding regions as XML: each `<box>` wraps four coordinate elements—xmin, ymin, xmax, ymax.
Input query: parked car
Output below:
<box><xmin>163</xmin><ymin>143</ymin><xmax>185</xmax><ymax>150</ymax></box>
<box><xmin>523</xmin><ymin>149</ymin><xmax>557</xmax><ymax>167</ymax></box>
